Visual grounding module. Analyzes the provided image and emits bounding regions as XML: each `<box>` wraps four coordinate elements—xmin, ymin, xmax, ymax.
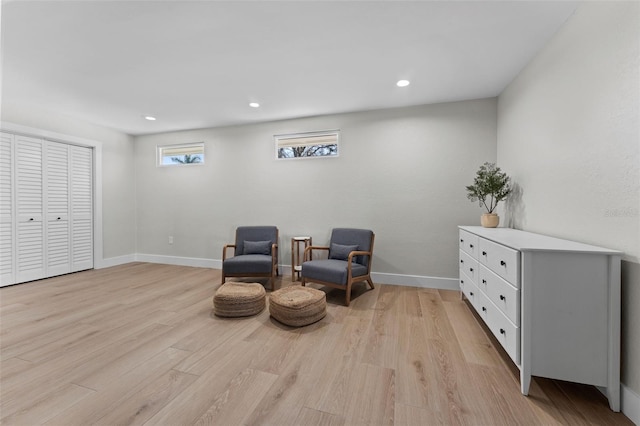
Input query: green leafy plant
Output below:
<box><xmin>466</xmin><ymin>162</ymin><xmax>511</xmax><ymax>214</ymax></box>
<box><xmin>171</xmin><ymin>154</ymin><xmax>201</xmax><ymax>164</ymax></box>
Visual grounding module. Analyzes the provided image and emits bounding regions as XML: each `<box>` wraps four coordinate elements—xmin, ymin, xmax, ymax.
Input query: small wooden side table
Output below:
<box><xmin>291</xmin><ymin>236</ymin><xmax>312</xmax><ymax>282</ymax></box>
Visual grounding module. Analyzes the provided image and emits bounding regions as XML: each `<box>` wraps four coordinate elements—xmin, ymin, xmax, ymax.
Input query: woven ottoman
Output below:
<box><xmin>213</xmin><ymin>282</ymin><xmax>266</xmax><ymax>317</ymax></box>
<box><xmin>269</xmin><ymin>286</ymin><xmax>327</xmax><ymax>327</ymax></box>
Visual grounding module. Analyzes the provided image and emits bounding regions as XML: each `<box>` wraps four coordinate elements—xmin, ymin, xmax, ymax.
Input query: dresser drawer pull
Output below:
<box><xmin>29</xmin><ymin>218</ymin><xmax>34</xmax><ymax>221</ymax></box>
<box><xmin>460</xmin><ymin>239</ymin><xmax>464</xmax><ymax>243</ymax></box>
<box><xmin>500</xmin><ymin>260</ymin><xmax>506</xmax><ymax>266</ymax></box>
<box><xmin>470</xmin><ymin>292</ymin><xmax>474</xmax><ymax>296</ymax></box>
<box><xmin>482</xmin><ymin>279</ymin><xmax>487</xmax><ymax>284</ymax></box>
<box><xmin>469</xmin><ymin>244</ymin><xmax>474</xmax><ymax>248</ymax></box>
<box><xmin>500</xmin><ymin>295</ymin><xmax>505</xmax><ymax>301</ymax></box>
<box><xmin>469</xmin><ymin>267</ymin><xmax>474</xmax><ymax>272</ymax></box>
<box><xmin>482</xmin><ymin>251</ymin><xmax>487</xmax><ymax>256</ymax></box>
<box><xmin>482</xmin><ymin>306</ymin><xmax>487</xmax><ymax>312</ymax></box>
<box><xmin>460</xmin><ymin>259</ymin><xmax>464</xmax><ymax>264</ymax></box>
<box><xmin>499</xmin><ymin>328</ymin><xmax>505</xmax><ymax>335</ymax></box>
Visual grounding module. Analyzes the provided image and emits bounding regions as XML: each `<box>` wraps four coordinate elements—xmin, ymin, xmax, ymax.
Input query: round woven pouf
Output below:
<box><xmin>213</xmin><ymin>282</ymin><xmax>266</xmax><ymax>317</ymax></box>
<box><xmin>269</xmin><ymin>286</ymin><xmax>327</xmax><ymax>327</ymax></box>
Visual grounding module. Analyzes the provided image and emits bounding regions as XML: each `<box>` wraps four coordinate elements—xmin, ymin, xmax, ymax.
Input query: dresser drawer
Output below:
<box><xmin>464</xmin><ymin>265</ymin><xmax>520</xmax><ymax>366</ymax></box>
<box><xmin>485</xmin><ymin>302</ymin><xmax>520</xmax><ymax>365</ymax></box>
<box><xmin>460</xmin><ymin>275</ymin><xmax>481</xmax><ymax>308</ymax></box>
<box><xmin>479</xmin><ymin>264</ymin><xmax>520</xmax><ymax>325</ymax></box>
<box><xmin>459</xmin><ymin>229</ymin><xmax>479</xmax><ymax>258</ymax></box>
<box><xmin>472</xmin><ymin>291</ymin><xmax>520</xmax><ymax>365</ymax></box>
<box><xmin>459</xmin><ymin>249</ymin><xmax>478</xmax><ymax>285</ymax></box>
<box><xmin>478</xmin><ymin>238</ymin><xmax>520</xmax><ymax>286</ymax></box>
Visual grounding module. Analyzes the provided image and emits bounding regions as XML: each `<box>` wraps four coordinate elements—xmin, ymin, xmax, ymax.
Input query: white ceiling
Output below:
<box><xmin>1</xmin><ymin>1</ymin><xmax>579</xmax><ymax>136</ymax></box>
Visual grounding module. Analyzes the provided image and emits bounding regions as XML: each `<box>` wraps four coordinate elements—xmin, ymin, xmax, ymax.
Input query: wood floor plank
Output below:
<box><xmin>0</xmin><ymin>383</ymin><xmax>94</xmax><ymax>425</ymax></box>
<box><xmin>0</xmin><ymin>263</ymin><xmax>632</xmax><ymax>426</ymax></box>
<box><xmin>295</xmin><ymin>407</ymin><xmax>346</xmax><ymax>426</ymax></box>
<box><xmin>0</xmin><ymin>356</ymin><xmax>32</xmax><ymax>380</ymax></box>
<box><xmin>556</xmin><ymin>380</ymin><xmax>634</xmax><ymax>425</ymax></box>
<box><xmin>305</xmin><ymin>317</ymin><xmax>372</xmax><ymax>415</ymax></box>
<box><xmin>418</xmin><ymin>288</ymin><xmax>458</xmax><ymax>340</ymax></box>
<box><xmin>143</xmin><ymin>340</ymin><xmax>261</xmax><ymax>425</ymax></box>
<box><xmin>44</xmin><ymin>347</ymin><xmax>192</xmax><ymax>426</ymax></box>
<box><xmin>395</xmin><ymin>315</ymin><xmax>442</xmax><ymax>413</ymax></box>
<box><xmin>93</xmin><ymin>369</ymin><xmax>199</xmax><ymax>425</ymax></box>
<box><xmin>0</xmin><ymin>323</ymin><xmax>173</xmax><ymax>417</ymax></box>
<box><xmin>442</xmin><ymin>299</ymin><xmax>502</xmax><ymax>367</ymax></box>
<box><xmin>73</xmin><ymin>319</ymin><xmax>207</xmax><ymax>390</ymax></box>
<box><xmin>395</xmin><ymin>402</ymin><xmax>445</xmax><ymax>426</ymax></box>
<box><xmin>425</xmin><ymin>337</ymin><xmax>466</xmax><ymax>426</ymax></box>
<box><xmin>343</xmin><ymin>362</ymin><xmax>395</xmax><ymax>426</ymax></box>
<box><xmin>243</xmin><ymin>320</ymin><xmax>338</xmax><ymax>426</ymax></box>
<box><xmin>1</xmin><ymin>322</ymin><xmax>99</xmax><ymax>363</ymax></box>
<box><xmin>191</xmin><ymin>368</ymin><xmax>278</xmax><ymax>426</ymax></box>
<box><xmin>173</xmin><ymin>318</ymin><xmax>262</xmax><ymax>376</ymax></box>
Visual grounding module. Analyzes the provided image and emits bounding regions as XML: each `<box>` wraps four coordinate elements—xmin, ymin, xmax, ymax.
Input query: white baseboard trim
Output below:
<box><xmin>267</xmin><ymin>265</ymin><xmax>458</xmax><ymax>290</ymax></box>
<box><xmin>96</xmin><ymin>254</ymin><xmax>136</xmax><ymax>269</ymax></box>
<box><xmin>371</xmin><ymin>272</ymin><xmax>459</xmax><ymax>290</ymax></box>
<box><xmin>134</xmin><ymin>254</ymin><xmax>222</xmax><ymax>269</ymax></box>
<box><xmin>622</xmin><ymin>384</ymin><xmax>640</xmax><ymax>425</ymax></box>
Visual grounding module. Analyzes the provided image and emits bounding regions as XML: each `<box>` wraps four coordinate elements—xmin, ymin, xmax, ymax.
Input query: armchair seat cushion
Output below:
<box><xmin>224</xmin><ymin>254</ymin><xmax>273</xmax><ymax>274</ymax></box>
<box><xmin>301</xmin><ymin>259</ymin><xmax>368</xmax><ymax>286</ymax></box>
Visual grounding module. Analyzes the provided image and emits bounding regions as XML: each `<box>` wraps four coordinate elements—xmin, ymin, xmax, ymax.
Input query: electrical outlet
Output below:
<box><xmin>168</xmin><ymin>236</ymin><xmax>174</xmax><ymax>244</ymax></box>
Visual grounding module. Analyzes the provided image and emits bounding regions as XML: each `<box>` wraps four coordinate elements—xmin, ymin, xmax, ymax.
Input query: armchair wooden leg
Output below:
<box><xmin>301</xmin><ymin>277</ymin><xmax>306</xmax><ymax>287</ymax></box>
<box><xmin>367</xmin><ymin>277</ymin><xmax>375</xmax><ymax>289</ymax></box>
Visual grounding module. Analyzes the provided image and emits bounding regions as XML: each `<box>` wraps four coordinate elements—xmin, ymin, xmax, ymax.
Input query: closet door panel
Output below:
<box><xmin>15</xmin><ymin>136</ymin><xmax>45</xmax><ymax>282</ymax></box>
<box><xmin>0</xmin><ymin>133</ymin><xmax>15</xmax><ymax>286</ymax></box>
<box><xmin>46</xmin><ymin>141</ymin><xmax>71</xmax><ymax>276</ymax></box>
<box><xmin>70</xmin><ymin>145</ymin><xmax>93</xmax><ymax>272</ymax></box>
<box><xmin>2</xmin><ymin>131</ymin><xmax>94</xmax><ymax>285</ymax></box>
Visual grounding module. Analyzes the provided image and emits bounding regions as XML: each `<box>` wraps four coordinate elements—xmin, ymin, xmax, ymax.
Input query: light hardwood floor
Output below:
<box><xmin>0</xmin><ymin>263</ymin><xmax>632</xmax><ymax>425</ymax></box>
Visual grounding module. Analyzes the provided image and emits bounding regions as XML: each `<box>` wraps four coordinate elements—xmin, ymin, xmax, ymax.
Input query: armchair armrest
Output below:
<box><xmin>304</xmin><ymin>245</ymin><xmax>329</xmax><ymax>262</ymax></box>
<box><xmin>347</xmin><ymin>250</ymin><xmax>373</xmax><ymax>275</ymax></box>
<box><xmin>222</xmin><ymin>244</ymin><xmax>236</xmax><ymax>261</ymax></box>
<box><xmin>347</xmin><ymin>250</ymin><xmax>372</xmax><ymax>262</ymax></box>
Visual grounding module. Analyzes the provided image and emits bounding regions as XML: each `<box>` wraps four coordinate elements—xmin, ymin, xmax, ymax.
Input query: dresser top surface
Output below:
<box><xmin>459</xmin><ymin>226</ymin><xmax>622</xmax><ymax>255</ymax></box>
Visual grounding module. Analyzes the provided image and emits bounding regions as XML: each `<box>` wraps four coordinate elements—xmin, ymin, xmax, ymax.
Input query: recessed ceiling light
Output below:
<box><xmin>249</xmin><ymin>102</ymin><xmax>260</xmax><ymax>108</ymax></box>
<box><xmin>396</xmin><ymin>80</ymin><xmax>410</xmax><ymax>87</ymax></box>
<box><xmin>143</xmin><ymin>115</ymin><xmax>157</xmax><ymax>121</ymax></box>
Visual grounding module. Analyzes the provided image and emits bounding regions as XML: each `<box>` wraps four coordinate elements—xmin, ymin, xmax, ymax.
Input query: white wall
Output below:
<box><xmin>134</xmin><ymin>99</ymin><xmax>497</xmax><ymax>281</ymax></box>
<box><xmin>0</xmin><ymin>103</ymin><xmax>137</xmax><ymax>260</ymax></box>
<box><xmin>497</xmin><ymin>0</ymin><xmax>639</xmax><ymax>400</ymax></box>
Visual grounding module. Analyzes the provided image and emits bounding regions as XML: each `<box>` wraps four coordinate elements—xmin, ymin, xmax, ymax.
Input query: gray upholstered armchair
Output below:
<box><xmin>301</xmin><ymin>228</ymin><xmax>375</xmax><ymax>306</ymax></box>
<box><xmin>222</xmin><ymin>226</ymin><xmax>279</xmax><ymax>290</ymax></box>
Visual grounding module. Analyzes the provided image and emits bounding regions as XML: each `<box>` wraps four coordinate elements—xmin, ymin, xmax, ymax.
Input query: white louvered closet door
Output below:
<box><xmin>70</xmin><ymin>145</ymin><xmax>93</xmax><ymax>272</ymax></box>
<box><xmin>46</xmin><ymin>141</ymin><xmax>71</xmax><ymax>276</ymax></box>
<box><xmin>0</xmin><ymin>133</ymin><xmax>15</xmax><ymax>286</ymax></box>
<box><xmin>15</xmin><ymin>135</ymin><xmax>46</xmax><ymax>283</ymax></box>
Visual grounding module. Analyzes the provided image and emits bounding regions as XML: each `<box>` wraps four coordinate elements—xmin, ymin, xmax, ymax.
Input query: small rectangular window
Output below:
<box><xmin>275</xmin><ymin>130</ymin><xmax>339</xmax><ymax>159</ymax></box>
<box><xmin>157</xmin><ymin>142</ymin><xmax>204</xmax><ymax>166</ymax></box>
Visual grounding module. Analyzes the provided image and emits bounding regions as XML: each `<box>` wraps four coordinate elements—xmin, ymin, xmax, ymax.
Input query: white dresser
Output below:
<box><xmin>458</xmin><ymin>226</ymin><xmax>621</xmax><ymax>411</ymax></box>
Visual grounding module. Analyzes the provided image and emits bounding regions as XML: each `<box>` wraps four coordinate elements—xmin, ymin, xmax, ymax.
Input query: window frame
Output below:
<box><xmin>274</xmin><ymin>130</ymin><xmax>340</xmax><ymax>160</ymax></box>
<box><xmin>156</xmin><ymin>142</ymin><xmax>205</xmax><ymax>167</ymax></box>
